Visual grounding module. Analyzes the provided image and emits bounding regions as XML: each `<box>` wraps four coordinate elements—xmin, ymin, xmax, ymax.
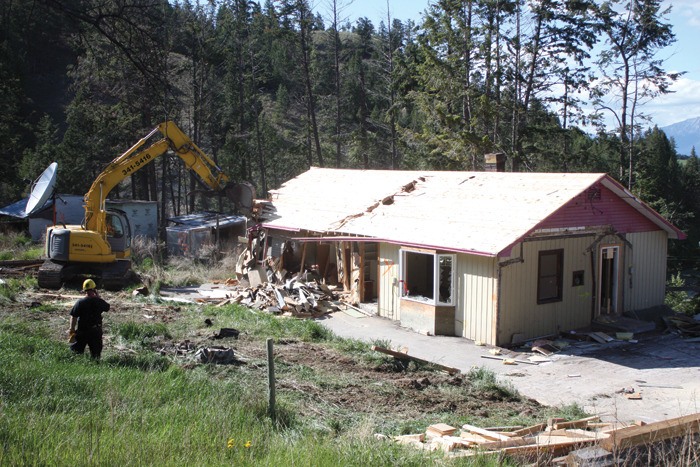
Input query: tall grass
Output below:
<box><xmin>0</xmin><ymin>276</ymin><xmax>37</xmax><ymax>302</ymax></box>
<box><xmin>0</xmin><ymin>232</ymin><xmax>40</xmax><ymax>260</ymax></box>
<box><xmin>0</xmin><ymin>311</ymin><xmax>447</xmax><ymax>466</ymax></box>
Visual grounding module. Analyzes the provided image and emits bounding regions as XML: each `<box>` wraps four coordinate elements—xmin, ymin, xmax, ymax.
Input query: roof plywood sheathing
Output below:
<box><xmin>261</xmin><ymin>168</ymin><xmax>685</xmax><ymax>256</ymax></box>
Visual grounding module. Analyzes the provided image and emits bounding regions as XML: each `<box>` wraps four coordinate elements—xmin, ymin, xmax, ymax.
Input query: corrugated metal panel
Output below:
<box><xmin>538</xmin><ymin>185</ymin><xmax>659</xmax><ymax>234</ymax></box>
<box><xmin>378</xmin><ymin>243</ymin><xmax>400</xmax><ymax>320</ymax></box>
<box><xmin>455</xmin><ymin>254</ymin><xmax>497</xmax><ymax>343</ymax></box>
<box><xmin>624</xmin><ymin>231</ymin><xmax>668</xmax><ymax>310</ymax></box>
<box><xmin>107</xmin><ymin>199</ymin><xmax>159</xmax><ymax>239</ymax></box>
<box><xmin>497</xmin><ymin>237</ymin><xmax>594</xmax><ymax>345</ymax></box>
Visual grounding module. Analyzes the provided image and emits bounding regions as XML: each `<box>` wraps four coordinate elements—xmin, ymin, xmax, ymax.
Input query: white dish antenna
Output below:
<box><xmin>26</xmin><ymin>162</ymin><xmax>58</xmax><ymax>216</ymax></box>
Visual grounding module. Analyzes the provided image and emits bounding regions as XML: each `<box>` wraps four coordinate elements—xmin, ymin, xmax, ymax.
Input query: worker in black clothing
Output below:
<box><xmin>69</xmin><ymin>279</ymin><xmax>110</xmax><ymax>359</ymax></box>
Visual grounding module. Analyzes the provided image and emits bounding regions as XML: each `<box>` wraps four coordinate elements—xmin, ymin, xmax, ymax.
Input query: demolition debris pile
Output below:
<box><xmin>387</xmin><ymin>412</ymin><xmax>700</xmax><ymax>463</ymax></box>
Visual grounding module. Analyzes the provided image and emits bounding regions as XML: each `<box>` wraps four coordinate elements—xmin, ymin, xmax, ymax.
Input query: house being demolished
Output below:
<box><xmin>248</xmin><ymin>167</ymin><xmax>685</xmax><ymax>346</ymax></box>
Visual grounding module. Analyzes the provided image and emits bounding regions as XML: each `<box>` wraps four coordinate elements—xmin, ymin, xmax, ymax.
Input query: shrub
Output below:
<box><xmin>665</xmin><ymin>271</ymin><xmax>698</xmax><ymax>316</ymax></box>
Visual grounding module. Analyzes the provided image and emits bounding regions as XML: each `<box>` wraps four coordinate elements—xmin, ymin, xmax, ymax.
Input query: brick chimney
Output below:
<box><xmin>484</xmin><ymin>152</ymin><xmax>506</xmax><ymax>172</ymax></box>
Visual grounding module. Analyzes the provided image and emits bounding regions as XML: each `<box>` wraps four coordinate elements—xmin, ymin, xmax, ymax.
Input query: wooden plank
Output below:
<box><xmin>546</xmin><ymin>429</ymin><xmax>606</xmax><ymax>439</ymax></box>
<box><xmin>483</xmin><ymin>425</ymin><xmax>525</xmax><ymax>433</ymax></box>
<box><xmin>547</xmin><ymin>417</ymin><xmax>567</xmax><ymax>430</ymax></box>
<box><xmin>426</xmin><ymin>423</ymin><xmax>457</xmax><ymax>436</ymax></box>
<box><xmin>510</xmin><ymin>423</ymin><xmax>546</xmax><ymax>437</ymax></box>
<box><xmin>599</xmin><ymin>412</ymin><xmax>700</xmax><ymax>451</ymax></box>
<box><xmin>370</xmin><ymin>346</ymin><xmax>460</xmax><ymax>375</ymax></box>
<box><xmin>496</xmin><ymin>438</ymin><xmax>597</xmax><ymax>457</ymax></box>
<box><xmin>461</xmin><ymin>424</ymin><xmax>511</xmax><ymax>442</ymax></box>
<box><xmin>480</xmin><ymin>355</ymin><xmax>539</xmax><ymax>365</ymax></box>
<box><xmin>553</xmin><ymin>415</ymin><xmax>600</xmax><ymax>430</ymax></box>
<box><xmin>459</xmin><ymin>432</ymin><xmax>491</xmax><ymax>444</ymax></box>
<box><xmin>535</xmin><ymin>435</ymin><xmax>596</xmax><ymax>446</ymax></box>
<box><xmin>296</xmin><ymin>242</ymin><xmax>308</xmax><ymax>279</ymax></box>
<box><xmin>247</xmin><ymin>266</ymin><xmax>267</xmax><ymax>288</ymax></box>
<box><xmin>432</xmin><ymin>436</ymin><xmax>467</xmax><ymax>452</ymax></box>
<box><xmin>475</xmin><ymin>437</ymin><xmax>531</xmax><ymax>450</ymax></box>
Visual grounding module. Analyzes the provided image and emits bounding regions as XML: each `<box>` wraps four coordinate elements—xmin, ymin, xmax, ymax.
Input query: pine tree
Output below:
<box><xmin>591</xmin><ymin>0</ymin><xmax>680</xmax><ymax>188</ymax></box>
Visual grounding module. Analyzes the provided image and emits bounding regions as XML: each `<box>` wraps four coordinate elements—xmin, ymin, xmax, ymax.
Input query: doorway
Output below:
<box><xmin>598</xmin><ymin>246</ymin><xmax>620</xmax><ymax>315</ymax></box>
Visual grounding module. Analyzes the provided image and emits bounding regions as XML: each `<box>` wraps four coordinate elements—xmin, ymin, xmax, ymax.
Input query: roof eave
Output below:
<box><xmin>599</xmin><ymin>176</ymin><xmax>687</xmax><ymax>240</ymax></box>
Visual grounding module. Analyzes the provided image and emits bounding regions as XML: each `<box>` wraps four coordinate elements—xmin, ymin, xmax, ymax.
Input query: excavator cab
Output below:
<box><xmin>106</xmin><ymin>209</ymin><xmax>131</xmax><ymax>258</ymax></box>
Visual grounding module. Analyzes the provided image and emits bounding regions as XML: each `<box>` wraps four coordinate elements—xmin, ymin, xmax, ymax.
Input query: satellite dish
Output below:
<box><xmin>26</xmin><ymin>162</ymin><xmax>58</xmax><ymax>216</ymax></box>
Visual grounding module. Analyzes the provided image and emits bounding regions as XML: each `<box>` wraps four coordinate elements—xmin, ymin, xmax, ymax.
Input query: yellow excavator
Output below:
<box><xmin>38</xmin><ymin>121</ymin><xmax>233</xmax><ymax>290</ymax></box>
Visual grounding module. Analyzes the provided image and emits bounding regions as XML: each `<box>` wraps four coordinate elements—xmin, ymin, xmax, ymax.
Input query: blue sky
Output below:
<box><xmin>317</xmin><ymin>0</ymin><xmax>700</xmax><ymax>129</ymax></box>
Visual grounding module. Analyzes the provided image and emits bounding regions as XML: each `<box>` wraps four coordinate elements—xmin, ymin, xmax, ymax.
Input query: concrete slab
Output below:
<box><xmin>315</xmin><ymin>311</ymin><xmax>700</xmax><ymax>424</ymax></box>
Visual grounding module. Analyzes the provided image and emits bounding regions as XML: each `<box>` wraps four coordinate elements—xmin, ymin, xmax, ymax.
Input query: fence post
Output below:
<box><xmin>267</xmin><ymin>338</ymin><xmax>276</xmax><ymax>420</ymax></box>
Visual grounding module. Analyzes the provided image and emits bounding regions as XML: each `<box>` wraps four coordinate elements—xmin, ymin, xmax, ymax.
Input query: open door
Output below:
<box><xmin>598</xmin><ymin>246</ymin><xmax>621</xmax><ymax>315</ymax></box>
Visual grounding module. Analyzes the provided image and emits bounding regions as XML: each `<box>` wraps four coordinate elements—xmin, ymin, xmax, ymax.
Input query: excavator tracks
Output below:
<box><xmin>101</xmin><ymin>260</ymin><xmax>132</xmax><ymax>291</ymax></box>
<box><xmin>37</xmin><ymin>259</ymin><xmax>133</xmax><ymax>290</ymax></box>
<box><xmin>37</xmin><ymin>260</ymin><xmax>64</xmax><ymax>289</ymax></box>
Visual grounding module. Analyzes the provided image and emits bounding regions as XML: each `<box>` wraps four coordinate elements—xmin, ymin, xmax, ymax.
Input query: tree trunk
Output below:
<box><xmin>299</xmin><ymin>5</ymin><xmax>323</xmax><ymax>167</ymax></box>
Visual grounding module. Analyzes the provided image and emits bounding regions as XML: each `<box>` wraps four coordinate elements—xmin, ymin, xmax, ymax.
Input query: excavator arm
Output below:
<box><xmin>83</xmin><ymin>121</ymin><xmax>230</xmax><ymax>234</ymax></box>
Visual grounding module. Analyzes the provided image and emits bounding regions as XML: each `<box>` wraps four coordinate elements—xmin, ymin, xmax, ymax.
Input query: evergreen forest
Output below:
<box><xmin>1</xmin><ymin>0</ymin><xmax>698</xmax><ymax>257</ymax></box>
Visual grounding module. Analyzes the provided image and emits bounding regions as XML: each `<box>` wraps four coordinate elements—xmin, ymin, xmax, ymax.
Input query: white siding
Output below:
<box><xmin>498</xmin><ymin>237</ymin><xmax>594</xmax><ymax>345</ymax></box>
<box><xmin>378</xmin><ymin>243</ymin><xmax>401</xmax><ymax>320</ymax></box>
<box><xmin>624</xmin><ymin>231</ymin><xmax>668</xmax><ymax>311</ymax></box>
<box><xmin>455</xmin><ymin>254</ymin><xmax>498</xmax><ymax>343</ymax></box>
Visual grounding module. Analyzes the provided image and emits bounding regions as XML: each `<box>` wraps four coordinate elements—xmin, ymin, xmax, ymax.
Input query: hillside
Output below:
<box><xmin>661</xmin><ymin>117</ymin><xmax>700</xmax><ymax>156</ymax></box>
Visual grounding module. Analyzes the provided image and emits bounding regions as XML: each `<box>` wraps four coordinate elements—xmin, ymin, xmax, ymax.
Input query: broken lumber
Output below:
<box><xmin>461</xmin><ymin>424</ymin><xmax>511</xmax><ymax>442</ymax></box>
<box><xmin>496</xmin><ymin>438</ymin><xmax>598</xmax><ymax>457</ymax></box>
<box><xmin>480</xmin><ymin>355</ymin><xmax>539</xmax><ymax>365</ymax></box>
<box><xmin>370</xmin><ymin>346</ymin><xmax>460</xmax><ymax>375</ymax></box>
<box><xmin>510</xmin><ymin>423</ymin><xmax>547</xmax><ymax>437</ymax></box>
<box><xmin>553</xmin><ymin>415</ymin><xmax>601</xmax><ymax>430</ymax></box>
<box><xmin>599</xmin><ymin>412</ymin><xmax>700</xmax><ymax>451</ymax></box>
<box><xmin>475</xmin><ymin>437</ymin><xmax>532</xmax><ymax>450</ymax></box>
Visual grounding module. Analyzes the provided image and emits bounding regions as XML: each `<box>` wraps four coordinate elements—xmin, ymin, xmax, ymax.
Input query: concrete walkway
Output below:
<box><xmin>316</xmin><ymin>309</ymin><xmax>700</xmax><ymax>424</ymax></box>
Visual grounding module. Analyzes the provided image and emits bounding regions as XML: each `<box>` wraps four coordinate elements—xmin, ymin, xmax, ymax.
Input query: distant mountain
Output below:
<box><xmin>661</xmin><ymin>117</ymin><xmax>700</xmax><ymax>156</ymax></box>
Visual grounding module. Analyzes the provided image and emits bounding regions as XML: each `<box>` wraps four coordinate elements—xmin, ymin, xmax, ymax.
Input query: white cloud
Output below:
<box><xmin>667</xmin><ymin>0</ymin><xmax>700</xmax><ymax>27</ymax></box>
<box><xmin>644</xmin><ymin>77</ymin><xmax>700</xmax><ymax>127</ymax></box>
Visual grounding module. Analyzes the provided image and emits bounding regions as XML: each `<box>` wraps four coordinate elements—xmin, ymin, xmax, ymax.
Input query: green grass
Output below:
<box><xmin>0</xmin><ymin>232</ymin><xmax>41</xmax><ymax>261</ymax></box>
<box><xmin>0</xmin><ymin>278</ymin><xmax>610</xmax><ymax>466</ymax></box>
<box><xmin>0</xmin><ymin>276</ymin><xmax>37</xmax><ymax>302</ymax></box>
<box><xmin>0</xmin><ymin>322</ymin><xmax>450</xmax><ymax>466</ymax></box>
<box><xmin>115</xmin><ymin>321</ymin><xmax>172</xmax><ymax>341</ymax></box>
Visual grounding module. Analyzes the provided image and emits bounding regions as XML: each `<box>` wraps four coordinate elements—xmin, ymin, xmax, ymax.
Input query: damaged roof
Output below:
<box><xmin>262</xmin><ymin>168</ymin><xmax>684</xmax><ymax>256</ymax></box>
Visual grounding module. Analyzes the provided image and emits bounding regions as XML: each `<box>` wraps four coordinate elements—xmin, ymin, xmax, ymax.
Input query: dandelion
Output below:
<box><xmin>227</xmin><ymin>438</ymin><xmax>235</xmax><ymax>449</ymax></box>
<box><xmin>244</xmin><ymin>440</ymin><xmax>252</xmax><ymax>449</ymax></box>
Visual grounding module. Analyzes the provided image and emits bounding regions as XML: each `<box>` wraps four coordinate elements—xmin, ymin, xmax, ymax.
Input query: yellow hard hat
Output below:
<box><xmin>82</xmin><ymin>279</ymin><xmax>96</xmax><ymax>291</ymax></box>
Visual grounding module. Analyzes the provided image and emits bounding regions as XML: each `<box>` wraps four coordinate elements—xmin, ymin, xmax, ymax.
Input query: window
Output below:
<box><xmin>106</xmin><ymin>213</ymin><xmax>124</xmax><ymax>238</ymax></box>
<box><xmin>400</xmin><ymin>249</ymin><xmax>455</xmax><ymax>306</ymax></box>
<box><xmin>537</xmin><ymin>249</ymin><xmax>563</xmax><ymax>304</ymax></box>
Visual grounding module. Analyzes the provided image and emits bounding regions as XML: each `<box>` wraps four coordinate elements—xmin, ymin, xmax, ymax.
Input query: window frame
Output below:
<box><xmin>537</xmin><ymin>249</ymin><xmax>564</xmax><ymax>304</ymax></box>
<box><xmin>399</xmin><ymin>248</ymin><xmax>455</xmax><ymax>306</ymax></box>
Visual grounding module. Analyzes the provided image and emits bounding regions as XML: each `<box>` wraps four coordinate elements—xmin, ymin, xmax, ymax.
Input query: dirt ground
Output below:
<box><xmin>317</xmin><ymin>305</ymin><xmax>700</xmax><ymax>425</ymax></box>
<box><xmin>5</xmin><ymin>287</ymin><xmax>544</xmax><ymax>430</ymax></box>
<box><xmin>9</xmin><ymin>283</ymin><xmax>700</xmax><ymax>428</ymax></box>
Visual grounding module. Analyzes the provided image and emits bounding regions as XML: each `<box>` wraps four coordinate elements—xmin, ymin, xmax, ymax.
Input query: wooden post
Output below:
<box><xmin>267</xmin><ymin>338</ymin><xmax>276</xmax><ymax>420</ymax></box>
<box><xmin>359</xmin><ymin>242</ymin><xmax>365</xmax><ymax>302</ymax></box>
<box><xmin>297</xmin><ymin>243</ymin><xmax>308</xmax><ymax>279</ymax></box>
